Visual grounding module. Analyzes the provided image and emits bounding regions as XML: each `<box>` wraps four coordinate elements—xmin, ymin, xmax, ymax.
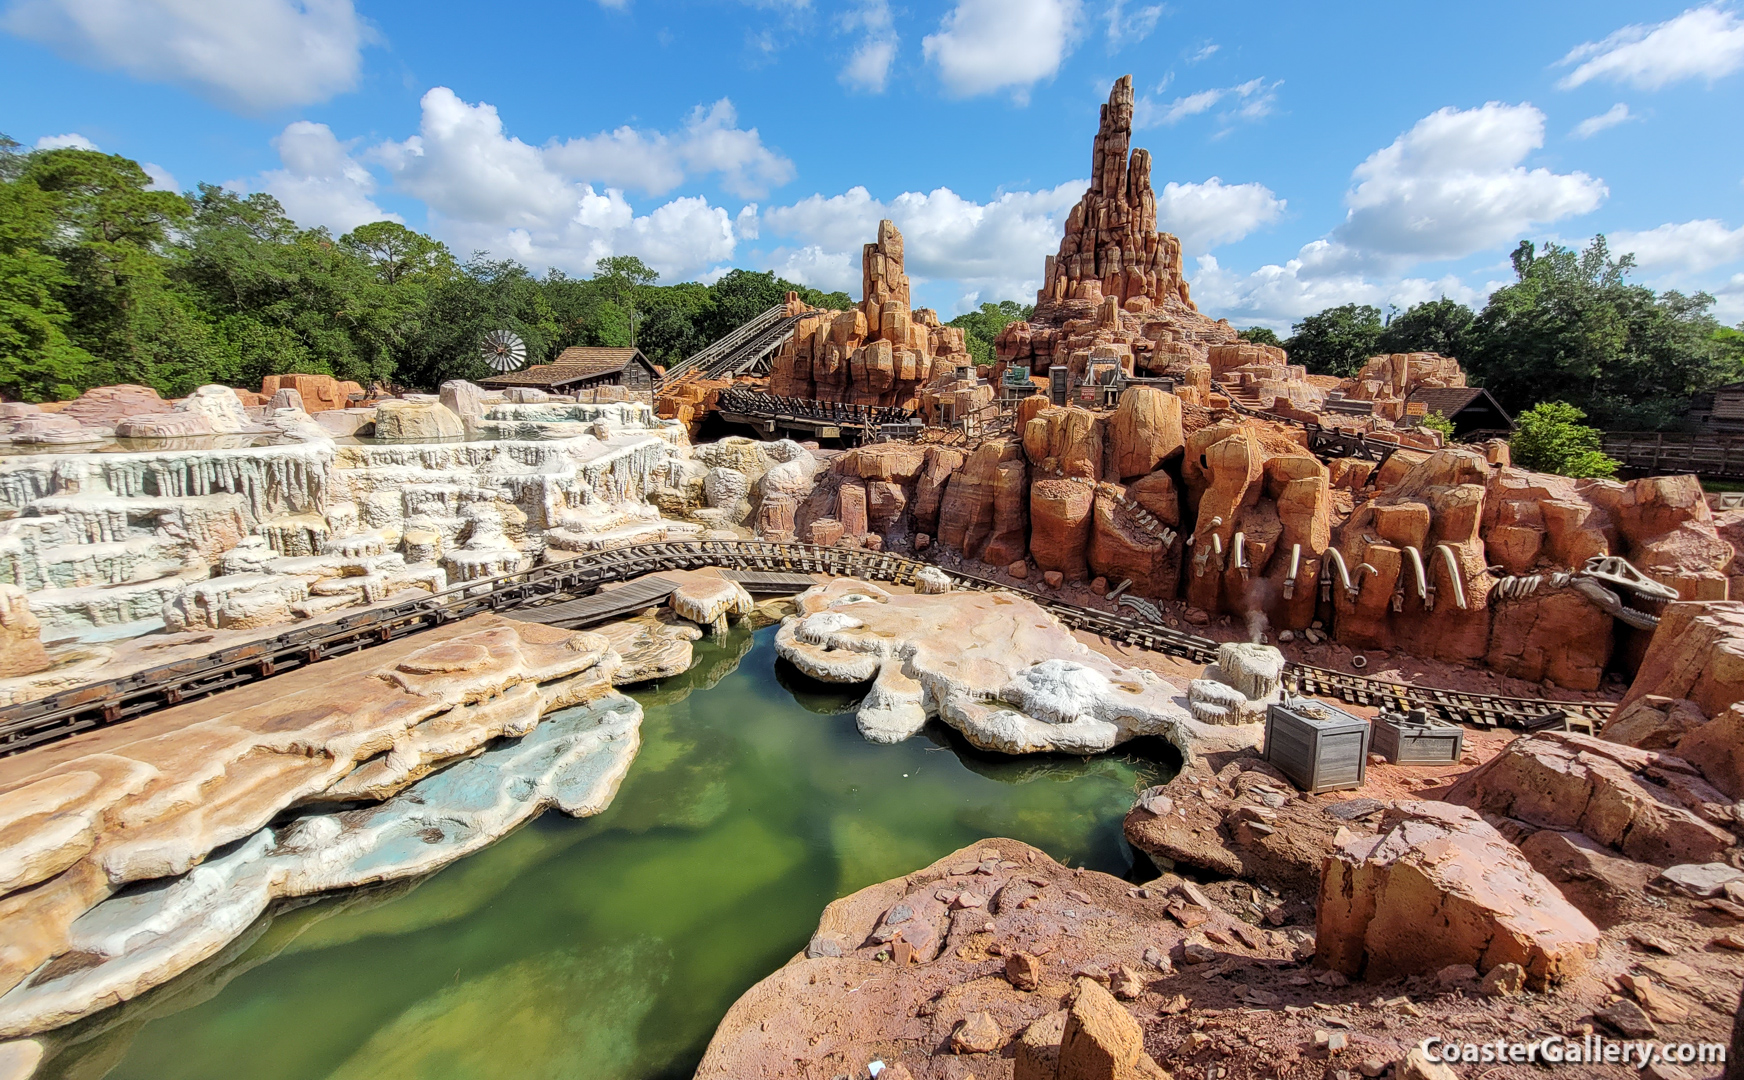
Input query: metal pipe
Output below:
<box><xmin>1324</xmin><ymin>547</ymin><xmax>1358</xmax><ymax>599</ymax></box>
<box><xmin>1403</xmin><ymin>546</ymin><xmax>1429</xmax><ymax>604</ymax></box>
<box><xmin>1283</xmin><ymin>543</ymin><xmax>1301</xmax><ymax>599</ymax></box>
<box><xmin>1435</xmin><ymin>544</ymin><xmax>1469</xmax><ymax>610</ymax></box>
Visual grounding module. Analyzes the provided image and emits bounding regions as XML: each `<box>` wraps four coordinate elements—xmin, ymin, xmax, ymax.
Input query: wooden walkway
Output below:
<box><xmin>717</xmin><ymin>569</ymin><xmax>819</xmax><ymax>593</ymax></box>
<box><xmin>505</xmin><ymin>574</ymin><xmax>681</xmax><ymax>628</ymax></box>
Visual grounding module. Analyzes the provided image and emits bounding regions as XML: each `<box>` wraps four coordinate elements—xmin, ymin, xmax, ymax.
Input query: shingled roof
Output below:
<box><xmin>479</xmin><ymin>347</ymin><xmax>655</xmax><ymax>388</ymax></box>
<box><xmin>1406</xmin><ymin>386</ymin><xmax>1515</xmax><ymax>431</ymax></box>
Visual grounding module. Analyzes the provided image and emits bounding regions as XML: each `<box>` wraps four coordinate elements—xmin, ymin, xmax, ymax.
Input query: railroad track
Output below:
<box><xmin>0</xmin><ymin>541</ymin><xmax>1612</xmax><ymax>757</ymax></box>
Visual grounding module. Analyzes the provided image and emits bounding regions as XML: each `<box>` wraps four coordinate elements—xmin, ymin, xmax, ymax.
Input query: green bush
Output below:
<box><xmin>1509</xmin><ymin>402</ymin><xmax>1619</xmax><ymax>478</ymax></box>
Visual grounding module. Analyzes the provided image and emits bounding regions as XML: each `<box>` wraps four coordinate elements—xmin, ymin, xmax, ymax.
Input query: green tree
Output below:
<box><xmin>1463</xmin><ymin>237</ymin><xmax>1742</xmax><ymax>430</ymax></box>
<box><xmin>342</xmin><ymin>221</ymin><xmax>455</xmax><ymax>285</ymax></box>
<box><xmin>1377</xmin><ymin>297</ymin><xmax>1474</xmax><ymax>356</ymax></box>
<box><xmin>0</xmin><ymin>135</ymin><xmax>95</xmax><ymax>400</ymax></box>
<box><xmin>1237</xmin><ymin>326</ymin><xmax>1282</xmax><ymax>348</ymax></box>
<box><xmin>697</xmin><ymin>269</ymin><xmax>849</xmax><ymax>345</ymax></box>
<box><xmin>948</xmin><ymin>300</ymin><xmax>1034</xmax><ymax>365</ymax></box>
<box><xmin>1283</xmin><ymin>303</ymin><xmax>1383</xmax><ymax>377</ymax></box>
<box><xmin>1509</xmin><ymin>401</ymin><xmax>1618</xmax><ymax>478</ymax></box>
<box><xmin>20</xmin><ymin>146</ymin><xmax>219</xmax><ymax>390</ymax></box>
<box><xmin>173</xmin><ymin>186</ymin><xmax>417</xmax><ymax>392</ymax></box>
<box><xmin>1418</xmin><ymin>411</ymin><xmax>1456</xmax><ymax>440</ymax></box>
<box><xmin>592</xmin><ymin>255</ymin><xmax>658</xmax><ymax>346</ymax></box>
<box><xmin>635</xmin><ymin>281</ymin><xmax>711</xmax><ymax>367</ymax></box>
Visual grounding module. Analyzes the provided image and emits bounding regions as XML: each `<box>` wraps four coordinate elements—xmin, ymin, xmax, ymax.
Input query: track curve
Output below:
<box><xmin>0</xmin><ymin>540</ymin><xmax>1613</xmax><ymax>757</ymax></box>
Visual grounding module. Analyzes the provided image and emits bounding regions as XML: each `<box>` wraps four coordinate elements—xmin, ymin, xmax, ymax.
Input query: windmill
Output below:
<box><xmin>480</xmin><ymin>329</ymin><xmax>527</xmax><ymax>373</ymax></box>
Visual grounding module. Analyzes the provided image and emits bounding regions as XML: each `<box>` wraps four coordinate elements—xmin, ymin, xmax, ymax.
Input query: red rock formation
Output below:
<box><xmin>937</xmin><ymin>439</ymin><xmax>1028</xmax><ymax>565</ymax></box>
<box><xmin>1339</xmin><ymin>352</ymin><xmax>1466</xmax><ymax>421</ymax></box>
<box><xmin>1104</xmin><ymin>386</ymin><xmax>1182</xmax><ymax>481</ymax></box>
<box><xmin>1029</xmin><ymin>479</ymin><xmax>1095</xmax><ymax>579</ymax></box>
<box><xmin>994</xmin><ymin>77</ymin><xmax>1240</xmax><ymax>386</ymax></box>
<box><xmin>48</xmin><ymin>384</ymin><xmax>172</xmax><ymax>428</ymax></box>
<box><xmin>259</xmin><ymin>374</ymin><xmax>365</xmax><ymax>414</ymax></box>
<box><xmin>1317</xmin><ymin>800</ymin><xmax>1601</xmax><ymax>988</ymax></box>
<box><xmin>0</xmin><ymin>586</ymin><xmax>50</xmax><ymax>678</ymax></box>
<box><xmin>1331</xmin><ymin>449</ymin><xmax>1493</xmax><ymax>666</ymax></box>
<box><xmin>1620</xmin><ymin>601</ymin><xmax>1744</xmax><ymax>717</ymax></box>
<box><xmin>1444</xmin><ymin>731</ymin><xmax>1735</xmax><ymax>866</ymax></box>
<box><xmin>767</xmin><ymin>221</ymin><xmax>972</xmax><ymax>409</ymax></box>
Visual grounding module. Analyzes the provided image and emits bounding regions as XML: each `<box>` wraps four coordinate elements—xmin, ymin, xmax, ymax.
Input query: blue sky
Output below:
<box><xmin>4</xmin><ymin>0</ymin><xmax>1742</xmax><ymax>330</ymax></box>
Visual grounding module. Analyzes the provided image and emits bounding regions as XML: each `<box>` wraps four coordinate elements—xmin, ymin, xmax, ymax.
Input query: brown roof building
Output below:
<box><xmin>478</xmin><ymin>347</ymin><xmax>658</xmax><ymax>392</ymax></box>
<box><xmin>1405</xmin><ymin>386</ymin><xmax>1514</xmax><ymax>438</ymax></box>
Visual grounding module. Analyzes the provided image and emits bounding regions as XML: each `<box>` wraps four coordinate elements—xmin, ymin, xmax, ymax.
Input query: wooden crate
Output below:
<box><xmin>1264</xmin><ymin>698</ymin><xmax>1369</xmax><ymax>794</ymax></box>
<box><xmin>1370</xmin><ymin>709</ymin><xmax>1464</xmax><ymax>765</ymax></box>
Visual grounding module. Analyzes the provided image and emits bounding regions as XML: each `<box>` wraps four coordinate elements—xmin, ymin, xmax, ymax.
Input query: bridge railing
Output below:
<box><xmin>1602</xmin><ymin>431</ymin><xmax>1744</xmax><ymax>479</ymax></box>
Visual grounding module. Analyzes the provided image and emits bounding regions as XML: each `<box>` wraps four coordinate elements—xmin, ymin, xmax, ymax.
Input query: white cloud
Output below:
<box><xmin>1178</xmin><ymin>103</ymin><xmax>1607</xmax><ymax>329</ymax></box>
<box><xmin>1104</xmin><ymin>0</ymin><xmax>1163</xmax><ymax>47</ymax></box>
<box><xmin>373</xmin><ymin>87</ymin><xmax>737</xmax><ymax>281</ymax></box>
<box><xmin>1136</xmin><ymin>77</ymin><xmax>1279</xmax><ymax>128</ymax></box>
<box><xmin>1331</xmin><ymin>102</ymin><xmax>1606</xmax><ymax>268</ymax></box>
<box><xmin>1189</xmin><ymin>250</ymin><xmax>1490</xmax><ymax>331</ymax></box>
<box><xmin>760</xmin><ymin>182</ymin><xmax>1085</xmax><ymax>305</ymax></box>
<box><xmin>260</xmin><ymin>120</ymin><xmax>396</xmax><ymax>232</ymax></box>
<box><xmin>545</xmin><ymin>98</ymin><xmax>794</xmax><ymax>199</ymax></box>
<box><xmin>142</xmin><ymin>162</ymin><xmax>178</xmax><ymax>191</ymax></box>
<box><xmin>839</xmin><ymin>0</ymin><xmax>898</xmax><ymax>92</ymax></box>
<box><xmin>1714</xmin><ymin>272</ymin><xmax>1744</xmax><ymax>323</ymax></box>
<box><xmin>1556</xmin><ymin>4</ymin><xmax>1744</xmax><ymax>90</ymax></box>
<box><xmin>1189</xmin><ymin>42</ymin><xmax>1219</xmax><ymax>62</ymax></box>
<box><xmin>1571</xmin><ymin>103</ymin><xmax>1635</xmax><ymax>138</ymax></box>
<box><xmin>2</xmin><ymin>0</ymin><xmax>373</xmax><ymax>111</ymax></box>
<box><xmin>33</xmin><ymin>132</ymin><xmax>96</xmax><ymax>150</ymax></box>
<box><xmin>1155</xmin><ymin>177</ymin><xmax>1285</xmax><ymax>256</ymax></box>
<box><xmin>923</xmin><ymin>0</ymin><xmax>1082</xmax><ymax>101</ymax></box>
<box><xmin>1611</xmin><ymin>219</ymin><xmax>1744</xmax><ymax>273</ymax></box>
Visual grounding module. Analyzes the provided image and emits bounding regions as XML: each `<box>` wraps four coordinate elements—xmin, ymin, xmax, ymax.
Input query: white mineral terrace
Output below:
<box><xmin>0</xmin><ymin>399</ymin><xmax>696</xmax><ymax>641</ymax></box>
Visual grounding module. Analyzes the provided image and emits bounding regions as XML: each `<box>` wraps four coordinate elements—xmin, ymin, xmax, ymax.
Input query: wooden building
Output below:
<box><xmin>1404</xmin><ymin>386</ymin><xmax>1514</xmax><ymax>439</ymax></box>
<box><xmin>1689</xmin><ymin>382</ymin><xmax>1744</xmax><ymax>433</ymax></box>
<box><xmin>478</xmin><ymin>347</ymin><xmax>659</xmax><ymax>393</ymax></box>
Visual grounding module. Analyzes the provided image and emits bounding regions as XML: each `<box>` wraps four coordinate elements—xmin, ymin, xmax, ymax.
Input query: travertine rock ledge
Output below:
<box><xmin>0</xmin><ymin>613</ymin><xmax>647</xmax><ymax>1037</ymax></box>
<box><xmin>774</xmin><ymin>577</ymin><xmax>1259</xmax><ymax>757</ymax></box>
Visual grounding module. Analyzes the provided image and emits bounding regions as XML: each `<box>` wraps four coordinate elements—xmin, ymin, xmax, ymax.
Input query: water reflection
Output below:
<box><xmin>38</xmin><ymin>623</ymin><xmax>1178</xmax><ymax>1080</ymax></box>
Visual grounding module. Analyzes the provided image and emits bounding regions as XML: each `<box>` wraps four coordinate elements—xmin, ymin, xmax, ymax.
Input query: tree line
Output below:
<box><xmin>0</xmin><ymin>139</ymin><xmax>855</xmax><ymax>402</ymax></box>
<box><xmin>1239</xmin><ymin>237</ymin><xmax>1744</xmax><ymax>433</ymax></box>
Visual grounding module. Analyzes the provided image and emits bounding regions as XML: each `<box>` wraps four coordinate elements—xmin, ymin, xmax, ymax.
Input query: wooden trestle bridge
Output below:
<box><xmin>712</xmin><ymin>388</ymin><xmax>919</xmax><ymax>443</ymax></box>
<box><xmin>0</xmin><ymin>541</ymin><xmax>1613</xmax><ymax>759</ymax></box>
<box><xmin>1601</xmin><ymin>431</ymin><xmax>1744</xmax><ymax>481</ymax></box>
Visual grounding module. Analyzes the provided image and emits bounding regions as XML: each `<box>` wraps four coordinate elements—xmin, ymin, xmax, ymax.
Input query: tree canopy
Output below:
<box><xmin>1282</xmin><ymin>304</ymin><xmax>1383</xmax><ymax>377</ymax></box>
<box><xmin>1461</xmin><ymin>238</ymin><xmax>1744</xmax><ymax>430</ymax></box>
<box><xmin>1272</xmin><ymin>236</ymin><xmax>1744</xmax><ymax>431</ymax></box>
<box><xmin>948</xmin><ymin>300</ymin><xmax>1034</xmax><ymax>365</ymax></box>
<box><xmin>0</xmin><ymin>139</ymin><xmax>852</xmax><ymax>401</ymax></box>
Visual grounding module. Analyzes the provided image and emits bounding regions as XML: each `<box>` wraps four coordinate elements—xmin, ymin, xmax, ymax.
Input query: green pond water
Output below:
<box><xmin>42</xmin><ymin>623</ymin><xmax>1179</xmax><ymax>1080</ymax></box>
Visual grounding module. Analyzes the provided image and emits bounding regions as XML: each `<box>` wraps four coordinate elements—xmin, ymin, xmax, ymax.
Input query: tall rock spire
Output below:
<box><xmin>1039</xmin><ymin>75</ymin><xmax>1192</xmax><ymax>314</ymax></box>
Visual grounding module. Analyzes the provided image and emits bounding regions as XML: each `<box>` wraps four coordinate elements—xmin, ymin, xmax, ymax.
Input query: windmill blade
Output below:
<box><xmin>480</xmin><ymin>329</ymin><xmax>527</xmax><ymax>372</ymax></box>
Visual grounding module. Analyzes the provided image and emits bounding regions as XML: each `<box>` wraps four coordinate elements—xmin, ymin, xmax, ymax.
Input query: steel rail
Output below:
<box><xmin>0</xmin><ymin>541</ymin><xmax>1613</xmax><ymax>758</ymax></box>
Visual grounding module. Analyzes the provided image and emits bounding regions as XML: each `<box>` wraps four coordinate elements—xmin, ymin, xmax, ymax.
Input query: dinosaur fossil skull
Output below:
<box><xmin>1569</xmin><ymin>556</ymin><xmax>1681</xmax><ymax>630</ymax></box>
<box><xmin>1490</xmin><ymin>555</ymin><xmax>1679</xmax><ymax>631</ymax></box>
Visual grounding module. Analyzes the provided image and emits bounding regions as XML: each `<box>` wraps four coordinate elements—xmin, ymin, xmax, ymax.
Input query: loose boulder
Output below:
<box><xmin>1316</xmin><ymin>800</ymin><xmax>1601</xmax><ymax>988</ymax></box>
